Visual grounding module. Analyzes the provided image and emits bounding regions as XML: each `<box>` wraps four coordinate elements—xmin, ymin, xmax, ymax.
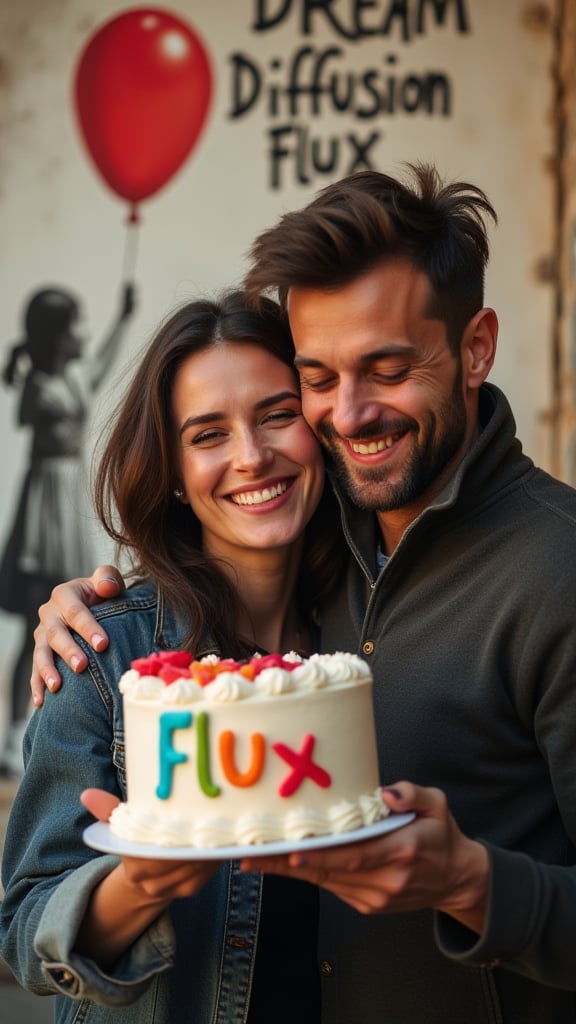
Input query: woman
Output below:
<box><xmin>0</xmin><ymin>283</ymin><xmax>134</xmax><ymax>774</ymax></box>
<box><xmin>0</xmin><ymin>290</ymin><xmax>346</xmax><ymax>1023</ymax></box>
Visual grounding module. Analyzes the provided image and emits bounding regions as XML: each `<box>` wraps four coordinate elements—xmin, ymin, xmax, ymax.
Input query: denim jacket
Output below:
<box><xmin>0</xmin><ymin>584</ymin><xmax>263</xmax><ymax>1024</ymax></box>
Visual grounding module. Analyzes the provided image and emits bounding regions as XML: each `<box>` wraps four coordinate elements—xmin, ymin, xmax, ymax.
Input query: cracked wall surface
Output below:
<box><xmin>553</xmin><ymin>0</ymin><xmax>576</xmax><ymax>481</ymax></box>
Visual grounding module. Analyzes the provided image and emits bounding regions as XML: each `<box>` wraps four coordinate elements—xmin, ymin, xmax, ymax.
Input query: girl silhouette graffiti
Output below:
<box><xmin>0</xmin><ymin>283</ymin><xmax>135</xmax><ymax>775</ymax></box>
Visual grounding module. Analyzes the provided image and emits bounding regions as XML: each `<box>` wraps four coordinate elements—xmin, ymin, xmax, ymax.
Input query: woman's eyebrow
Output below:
<box><xmin>178</xmin><ymin>391</ymin><xmax>300</xmax><ymax>436</ymax></box>
<box><xmin>254</xmin><ymin>390</ymin><xmax>301</xmax><ymax>410</ymax></box>
<box><xmin>179</xmin><ymin>411</ymin><xmax>222</xmax><ymax>436</ymax></box>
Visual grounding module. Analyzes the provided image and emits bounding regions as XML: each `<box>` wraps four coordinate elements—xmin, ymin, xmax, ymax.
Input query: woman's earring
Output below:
<box><xmin>173</xmin><ymin>488</ymin><xmax>184</xmax><ymax>499</ymax></box>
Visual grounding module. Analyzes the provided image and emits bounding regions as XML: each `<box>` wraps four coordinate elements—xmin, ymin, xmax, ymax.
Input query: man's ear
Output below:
<box><xmin>461</xmin><ymin>307</ymin><xmax>498</xmax><ymax>388</ymax></box>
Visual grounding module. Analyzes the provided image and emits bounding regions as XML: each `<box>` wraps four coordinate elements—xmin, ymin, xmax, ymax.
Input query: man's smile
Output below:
<box><xmin>350</xmin><ymin>432</ymin><xmax>405</xmax><ymax>455</ymax></box>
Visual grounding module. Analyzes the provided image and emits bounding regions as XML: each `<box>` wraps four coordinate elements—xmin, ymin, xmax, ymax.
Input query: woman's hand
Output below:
<box><xmin>77</xmin><ymin>787</ymin><xmax>222</xmax><ymax>967</ymax></box>
<box><xmin>81</xmin><ymin>787</ymin><xmax>221</xmax><ymax>903</ymax></box>
<box><xmin>31</xmin><ymin>565</ymin><xmax>125</xmax><ymax>706</ymax></box>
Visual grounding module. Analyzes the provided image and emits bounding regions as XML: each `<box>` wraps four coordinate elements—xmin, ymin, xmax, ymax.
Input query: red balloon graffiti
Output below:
<box><xmin>74</xmin><ymin>8</ymin><xmax>213</xmax><ymax>221</ymax></box>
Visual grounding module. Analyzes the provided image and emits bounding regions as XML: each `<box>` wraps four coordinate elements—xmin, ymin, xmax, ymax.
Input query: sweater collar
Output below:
<box><xmin>331</xmin><ymin>383</ymin><xmax>533</xmax><ymax>570</ymax></box>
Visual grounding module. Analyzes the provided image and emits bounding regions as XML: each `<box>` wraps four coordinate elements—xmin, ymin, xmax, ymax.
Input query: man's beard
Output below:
<box><xmin>318</xmin><ymin>374</ymin><xmax>467</xmax><ymax>513</ymax></box>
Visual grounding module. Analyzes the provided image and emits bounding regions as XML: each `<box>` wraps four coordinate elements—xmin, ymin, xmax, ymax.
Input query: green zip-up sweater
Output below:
<box><xmin>317</xmin><ymin>383</ymin><xmax>576</xmax><ymax>1023</ymax></box>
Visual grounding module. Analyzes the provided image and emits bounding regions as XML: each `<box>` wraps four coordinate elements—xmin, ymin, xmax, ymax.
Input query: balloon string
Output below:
<box><xmin>122</xmin><ymin>217</ymin><xmax>140</xmax><ymax>283</ymax></box>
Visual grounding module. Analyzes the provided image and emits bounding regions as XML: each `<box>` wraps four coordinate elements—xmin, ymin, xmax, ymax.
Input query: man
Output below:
<box><xmin>31</xmin><ymin>165</ymin><xmax>576</xmax><ymax>1021</ymax></box>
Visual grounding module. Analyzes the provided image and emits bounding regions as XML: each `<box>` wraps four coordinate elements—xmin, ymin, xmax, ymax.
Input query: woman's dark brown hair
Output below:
<box><xmin>94</xmin><ymin>289</ymin><xmax>345</xmax><ymax>656</ymax></box>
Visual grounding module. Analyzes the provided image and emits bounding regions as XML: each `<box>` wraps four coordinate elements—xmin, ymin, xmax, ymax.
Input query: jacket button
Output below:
<box><xmin>362</xmin><ymin>641</ymin><xmax>375</xmax><ymax>655</ymax></box>
<box><xmin>321</xmin><ymin>960</ymin><xmax>334</xmax><ymax>976</ymax></box>
<box><xmin>49</xmin><ymin>968</ymin><xmax>74</xmax><ymax>985</ymax></box>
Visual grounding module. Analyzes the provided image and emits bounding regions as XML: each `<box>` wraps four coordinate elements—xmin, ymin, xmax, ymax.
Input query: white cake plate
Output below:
<box><xmin>83</xmin><ymin>812</ymin><xmax>416</xmax><ymax>860</ymax></box>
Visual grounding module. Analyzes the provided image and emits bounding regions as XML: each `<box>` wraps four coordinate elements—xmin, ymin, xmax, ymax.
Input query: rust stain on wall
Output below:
<box><xmin>522</xmin><ymin>3</ymin><xmax>553</xmax><ymax>32</ymax></box>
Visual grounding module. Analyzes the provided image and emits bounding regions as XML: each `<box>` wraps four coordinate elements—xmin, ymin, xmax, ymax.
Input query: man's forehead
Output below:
<box><xmin>288</xmin><ymin>270</ymin><xmax>440</xmax><ymax>364</ymax></box>
<box><xmin>286</xmin><ymin>262</ymin><xmax>433</xmax><ymax>323</ymax></box>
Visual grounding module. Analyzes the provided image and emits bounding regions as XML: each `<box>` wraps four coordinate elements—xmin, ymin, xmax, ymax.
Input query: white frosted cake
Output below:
<box><xmin>110</xmin><ymin>650</ymin><xmax>387</xmax><ymax>847</ymax></box>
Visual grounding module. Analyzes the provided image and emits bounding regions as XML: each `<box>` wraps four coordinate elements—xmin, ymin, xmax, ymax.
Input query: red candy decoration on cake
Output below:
<box><xmin>130</xmin><ymin>650</ymin><xmax>299</xmax><ymax>686</ymax></box>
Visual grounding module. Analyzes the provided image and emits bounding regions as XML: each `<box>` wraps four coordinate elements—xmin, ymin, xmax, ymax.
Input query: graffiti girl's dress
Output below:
<box><xmin>0</xmin><ymin>363</ymin><xmax>96</xmax><ymax>616</ymax></box>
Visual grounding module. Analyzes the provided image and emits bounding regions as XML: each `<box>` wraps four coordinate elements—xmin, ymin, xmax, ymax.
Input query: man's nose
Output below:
<box><xmin>330</xmin><ymin>381</ymin><xmax>383</xmax><ymax>438</ymax></box>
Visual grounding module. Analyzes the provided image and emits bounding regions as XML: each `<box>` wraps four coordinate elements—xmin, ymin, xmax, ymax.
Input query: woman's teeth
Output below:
<box><xmin>231</xmin><ymin>481</ymin><xmax>288</xmax><ymax>505</ymax></box>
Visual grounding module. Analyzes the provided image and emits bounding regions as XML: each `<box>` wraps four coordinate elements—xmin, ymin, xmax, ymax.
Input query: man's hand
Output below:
<box><xmin>241</xmin><ymin>783</ymin><xmax>490</xmax><ymax>934</ymax></box>
<box><xmin>31</xmin><ymin>565</ymin><xmax>126</xmax><ymax>706</ymax></box>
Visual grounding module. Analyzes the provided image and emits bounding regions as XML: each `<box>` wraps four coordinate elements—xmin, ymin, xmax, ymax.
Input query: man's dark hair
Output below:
<box><xmin>244</xmin><ymin>163</ymin><xmax>497</xmax><ymax>353</ymax></box>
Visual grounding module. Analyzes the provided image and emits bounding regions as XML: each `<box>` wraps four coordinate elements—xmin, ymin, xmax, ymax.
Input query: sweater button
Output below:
<box><xmin>362</xmin><ymin>640</ymin><xmax>375</xmax><ymax>655</ymax></box>
<box><xmin>321</xmin><ymin>960</ymin><xmax>334</xmax><ymax>976</ymax></box>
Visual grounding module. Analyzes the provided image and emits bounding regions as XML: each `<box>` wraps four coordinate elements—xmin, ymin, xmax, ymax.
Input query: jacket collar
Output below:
<box><xmin>153</xmin><ymin>585</ymin><xmax>221</xmax><ymax>659</ymax></box>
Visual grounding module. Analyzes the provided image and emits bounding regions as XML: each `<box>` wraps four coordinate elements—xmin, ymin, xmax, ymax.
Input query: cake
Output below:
<box><xmin>109</xmin><ymin>649</ymin><xmax>388</xmax><ymax>847</ymax></box>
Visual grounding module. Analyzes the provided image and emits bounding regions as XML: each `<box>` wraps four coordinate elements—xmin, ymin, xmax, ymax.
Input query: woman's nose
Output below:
<box><xmin>233</xmin><ymin>431</ymin><xmax>274</xmax><ymax>471</ymax></box>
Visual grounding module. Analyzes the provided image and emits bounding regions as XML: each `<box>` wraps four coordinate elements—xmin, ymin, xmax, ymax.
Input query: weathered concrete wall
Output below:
<box><xmin>0</xmin><ymin>0</ymin><xmax>560</xmax><ymax>697</ymax></box>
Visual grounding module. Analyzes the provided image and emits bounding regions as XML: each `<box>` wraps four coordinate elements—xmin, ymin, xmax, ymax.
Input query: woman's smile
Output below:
<box><xmin>172</xmin><ymin>343</ymin><xmax>325</xmax><ymax>559</ymax></box>
<box><xmin>227</xmin><ymin>476</ymin><xmax>294</xmax><ymax>508</ymax></box>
